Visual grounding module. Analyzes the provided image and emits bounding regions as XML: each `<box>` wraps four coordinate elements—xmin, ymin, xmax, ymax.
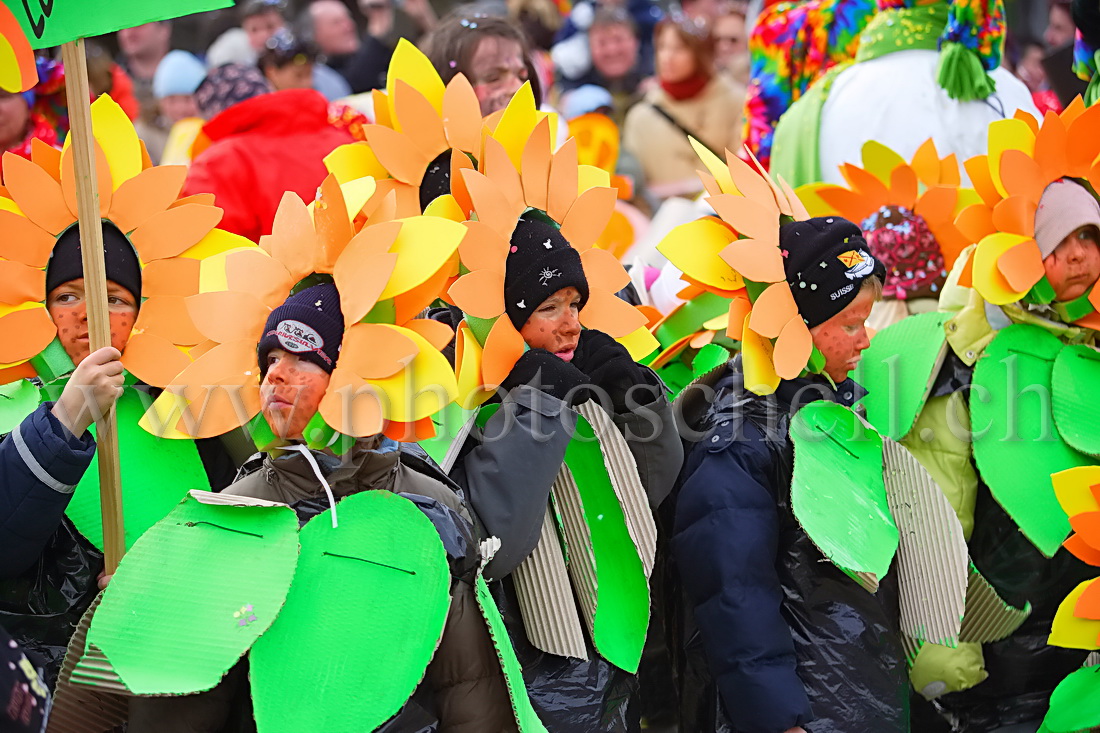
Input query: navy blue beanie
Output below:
<box><xmin>258</xmin><ymin>283</ymin><xmax>345</xmax><ymax>375</ymax></box>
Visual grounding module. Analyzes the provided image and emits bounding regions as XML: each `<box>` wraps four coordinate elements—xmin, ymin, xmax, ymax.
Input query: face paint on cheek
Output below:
<box><xmin>110</xmin><ymin>311</ymin><xmax>137</xmax><ymax>353</ymax></box>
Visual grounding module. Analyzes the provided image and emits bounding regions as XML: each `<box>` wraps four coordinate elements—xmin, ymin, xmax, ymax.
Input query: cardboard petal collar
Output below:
<box><xmin>0</xmin><ymin>94</ymin><xmax>251</xmax><ymax>388</ymax></box>
<box><xmin>656</xmin><ymin>141</ymin><xmax>820</xmax><ymax>395</ymax></box>
<box><xmin>141</xmin><ymin>173</ymin><xmax>463</xmax><ymax>444</ymax></box>
<box><xmin>955</xmin><ymin>103</ymin><xmax>1100</xmax><ymax>315</ymax></box>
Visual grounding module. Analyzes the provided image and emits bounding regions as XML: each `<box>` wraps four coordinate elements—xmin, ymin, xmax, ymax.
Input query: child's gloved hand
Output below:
<box><xmin>499</xmin><ymin>348</ymin><xmax>590</xmax><ymax>407</ymax></box>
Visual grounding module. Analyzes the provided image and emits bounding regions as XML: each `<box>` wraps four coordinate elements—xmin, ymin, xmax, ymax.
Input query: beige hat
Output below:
<box><xmin>1033</xmin><ymin>179</ymin><xmax>1100</xmax><ymax>259</ymax></box>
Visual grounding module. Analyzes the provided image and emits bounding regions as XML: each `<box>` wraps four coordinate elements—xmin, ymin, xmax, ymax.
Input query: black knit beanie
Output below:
<box><xmin>503</xmin><ymin>216</ymin><xmax>590</xmax><ymax>330</ymax></box>
<box><xmin>258</xmin><ymin>283</ymin><xmax>345</xmax><ymax>376</ymax></box>
<box><xmin>46</xmin><ymin>221</ymin><xmax>142</xmax><ymax>304</ymax></box>
<box><xmin>780</xmin><ymin>217</ymin><xmax>885</xmax><ymax>328</ymax></box>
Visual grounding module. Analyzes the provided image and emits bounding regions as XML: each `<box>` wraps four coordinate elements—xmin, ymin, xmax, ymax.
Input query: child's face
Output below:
<box><xmin>519</xmin><ymin>286</ymin><xmax>583</xmax><ymax>362</ymax></box>
<box><xmin>46</xmin><ymin>279</ymin><xmax>138</xmax><ymax>365</ymax></box>
<box><xmin>260</xmin><ymin>348</ymin><xmax>332</xmax><ymax>439</ymax></box>
<box><xmin>810</xmin><ymin>285</ymin><xmax>876</xmax><ymax>384</ymax></box>
<box><xmin>1043</xmin><ymin>226</ymin><xmax>1100</xmax><ymax>302</ymax></box>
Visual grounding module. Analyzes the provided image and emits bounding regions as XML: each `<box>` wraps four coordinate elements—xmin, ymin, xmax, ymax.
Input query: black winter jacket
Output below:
<box><xmin>664</xmin><ymin>364</ymin><xmax>909</xmax><ymax>733</ymax></box>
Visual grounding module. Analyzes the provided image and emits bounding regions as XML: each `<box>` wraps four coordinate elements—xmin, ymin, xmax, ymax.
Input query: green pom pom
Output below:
<box><xmin>936</xmin><ymin>41</ymin><xmax>997</xmax><ymax>101</ymax></box>
<box><xmin>1085</xmin><ymin>55</ymin><xmax>1100</xmax><ymax>107</ymax></box>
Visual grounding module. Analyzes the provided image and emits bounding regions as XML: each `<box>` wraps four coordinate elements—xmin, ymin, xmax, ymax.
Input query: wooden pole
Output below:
<box><xmin>60</xmin><ymin>39</ymin><xmax>126</xmax><ymax>572</ymax></box>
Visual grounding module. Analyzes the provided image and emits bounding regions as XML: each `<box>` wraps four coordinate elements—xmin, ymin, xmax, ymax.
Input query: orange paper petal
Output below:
<box><xmin>997</xmin><ymin>239</ymin><xmax>1045</xmax><ymax>293</ymax></box>
<box><xmin>0</xmin><ymin>210</ymin><xmax>54</xmax><ymax>267</ymax></box>
<box><xmin>222</xmin><ymin>249</ymin><xmax>296</xmax><ymax>309</ymax></box>
<box><xmin>142</xmin><ymin>258</ymin><xmax>200</xmax><ymax>298</ymax></box>
<box><xmin>482</xmin><ymin>317</ymin><xmax>525</xmax><ymax>388</ymax></box>
<box><xmin>30</xmin><ymin>139</ymin><xmax>61</xmax><ymax>181</ymax></box>
<box><xmin>964</xmin><ymin>155</ymin><xmax>1001</xmax><ymax>208</ymax></box>
<box><xmin>1065</xmin><ymin>533</ymin><xmax>1100</xmax><ymax>566</ymax></box>
<box><xmin>394</xmin><ymin>261</ymin><xmax>456</xmax><ymax>324</ymax></box>
<box><xmin>312</xmin><ymin>175</ymin><xmax>354</xmax><ymax>270</ymax></box>
<box><xmin>405</xmin><ymin>318</ymin><xmax>455</xmax><ymax>351</ymax></box>
<box><xmin>0</xmin><ymin>306</ymin><xmax>55</xmax><ymax>362</ymax></box>
<box><xmin>131</xmin><ymin>204</ymin><xmax>225</xmax><ymax>263</ymax></box>
<box><xmin>122</xmin><ymin>332</ymin><xmax>193</xmax><ymax>388</ymax></box>
<box><xmin>134</xmin><ymin>295</ymin><xmax>206</xmax><ymax>345</ymax></box>
<box><xmin>364</xmin><ymin>124</ymin><xmax>430</xmax><ymax>185</ymax></box>
<box><xmin>954</xmin><ymin>203</ymin><xmax>997</xmax><ymax>245</ymax></box>
<box><xmin>462</xmin><ymin>169</ymin><xmax>519</xmax><ymax>236</ymax></box>
<box><xmin>459</xmin><ymin>220</ymin><xmax>510</xmax><ymax>273</ymax></box>
<box><xmin>909</xmin><ymin>139</ymin><xmax>942</xmax><ymax>186</ymax></box>
<box><xmin>3</xmin><ymin>151</ymin><xmax>73</xmax><ymax>235</ymax></box>
<box><xmin>719</xmin><ymin>238</ymin><xmax>786</xmax><ymax>283</ymax></box>
<box><xmin>726</xmin><ymin>297</ymin><xmax>752</xmax><ymax>340</ymax></box>
<box><xmin>61</xmin><ymin>140</ymin><xmax>111</xmax><ymax>220</ymax></box>
<box><xmin>441</xmin><ymin>74</ymin><xmax>483</xmax><ymax>152</ymax></box>
<box><xmin>749</xmin><ymin>283</ymin><xmax>799</xmax><ymax>339</ymax></box>
<box><xmin>709</xmin><ymin>194</ymin><xmax>780</xmax><ymax>241</ymax></box>
<box><xmin>341</xmin><ymin>323</ymin><xmax>418</xmax><ymax>380</ymax></box>
<box><xmin>579</xmin><ymin>289</ymin><xmax>648</xmax><ymax>338</ymax></box>
<box><xmin>560</xmin><ymin>186</ymin><xmax>617</xmax><ymax>252</ymax></box>
<box><xmin>1075</xmin><ymin>578</ymin><xmax>1100</xmax><ymax>620</ymax></box>
<box><xmin>547</xmin><ymin>138</ymin><xmax>579</xmax><ymax>223</ymax></box>
<box><xmin>1033</xmin><ymin>111</ymin><xmax>1069</xmax><ymax>183</ymax></box>
<box><xmin>319</xmin><ymin>367</ymin><xmax>384</xmax><ymax>438</ymax></box>
<box><xmin>333</xmin><ymin>248</ymin><xmax>399</xmax><ymax>326</ymax></box>
<box><xmin>187</xmin><ymin>291</ymin><xmax>270</xmax><ymax>344</ymax></box>
<box><xmin>889</xmin><ymin>165</ymin><xmax>919</xmax><ymax>209</ymax></box>
<box><xmin>393</xmin><ymin>80</ymin><xmax>448</xmax><ymax>158</ymax></box>
<box><xmin>725</xmin><ymin>150</ymin><xmax>773</xmax><ymax>202</ymax></box>
<box><xmin>266</xmin><ymin>192</ymin><xmax>318</xmax><ymax>280</ymax></box>
<box><xmin>382</xmin><ymin>417</ymin><xmax>436</xmax><ymax>442</ymax></box>
<box><xmin>1066</xmin><ymin>103</ymin><xmax>1100</xmax><ymax>177</ymax></box>
<box><xmin>521</xmin><ymin>117</ymin><xmax>553</xmax><ymax>211</ymax></box>
<box><xmin>998</xmin><ymin>149</ymin><xmax>1045</xmax><ymax>203</ymax></box>
<box><xmin>109</xmin><ymin>165</ymin><xmax>189</xmax><ymax>234</ymax></box>
<box><xmin>579</xmin><ymin>247</ymin><xmax>630</xmax><ymax>293</ymax></box>
<box><xmin>482</xmin><ymin>136</ymin><xmax>525</xmax><ymax>213</ymax></box>
<box><xmin>773</xmin><ymin>316</ymin><xmax>812</xmax><ymax>380</ymax></box>
<box><xmin>448</xmin><ymin>270</ymin><xmax>506</xmax><ymax>319</ymax></box>
<box><xmin>991</xmin><ymin>196</ymin><xmax>1038</xmax><ymax>237</ymax></box>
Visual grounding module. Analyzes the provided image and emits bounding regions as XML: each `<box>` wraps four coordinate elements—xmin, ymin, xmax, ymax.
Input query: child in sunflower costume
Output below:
<box><xmin>113</xmin><ymin>283</ymin><xmax>515</xmax><ymax>733</ymax></box>
<box><xmin>0</xmin><ymin>97</ymin><xmax>249</xmax><ymax>685</ymax></box>
<box><xmin>667</xmin><ymin>214</ymin><xmax>908</xmax><ymax>733</ymax></box>
<box><xmin>856</xmin><ymin>105</ymin><xmax>1100</xmax><ymax>729</ymax></box>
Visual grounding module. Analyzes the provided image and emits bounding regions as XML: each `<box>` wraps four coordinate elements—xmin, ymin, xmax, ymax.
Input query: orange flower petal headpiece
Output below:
<box><xmin>0</xmin><ymin>95</ymin><xmax>253</xmax><ymax>387</ymax></box>
<box><xmin>797</xmin><ymin>139</ymin><xmax>979</xmax><ymax>300</ymax></box>
<box><xmin>442</xmin><ymin>88</ymin><xmax>658</xmax><ymax>407</ymax></box>
<box><xmin>954</xmin><ymin>101</ymin><xmax>1100</xmax><ymax>323</ymax></box>
<box><xmin>141</xmin><ymin>172</ymin><xmax>464</xmax><ymax>444</ymax></box>
<box><xmin>658</xmin><ymin>140</ymin><xmax>816</xmax><ymax>395</ymax></box>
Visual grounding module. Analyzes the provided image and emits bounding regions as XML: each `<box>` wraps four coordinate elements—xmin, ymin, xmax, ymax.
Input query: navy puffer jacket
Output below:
<box><xmin>664</xmin><ymin>364</ymin><xmax>909</xmax><ymax>733</ymax></box>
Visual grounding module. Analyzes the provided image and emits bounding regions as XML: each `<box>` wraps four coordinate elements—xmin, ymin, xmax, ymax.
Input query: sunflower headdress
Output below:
<box><xmin>952</xmin><ymin>102</ymin><xmax>1100</xmax><ymax>326</ymax></box>
<box><xmin>657</xmin><ymin>141</ymin><xmax>823</xmax><ymax>395</ymax></box>
<box><xmin>442</xmin><ymin>90</ymin><xmax>657</xmax><ymax>407</ymax></box>
<box><xmin>797</xmin><ymin>138</ymin><xmax>978</xmax><ymax>300</ymax></box>
<box><xmin>0</xmin><ymin>95</ymin><xmax>253</xmax><ymax>388</ymax></box>
<box><xmin>141</xmin><ymin>171</ymin><xmax>464</xmax><ymax>445</ymax></box>
<box><xmin>322</xmin><ymin>39</ymin><xmax>490</xmax><ymax>219</ymax></box>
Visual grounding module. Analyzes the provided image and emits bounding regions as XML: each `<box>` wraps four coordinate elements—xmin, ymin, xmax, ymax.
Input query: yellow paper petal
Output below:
<box><xmin>89</xmin><ymin>95</ymin><xmax>142</xmax><ymax>191</ymax></box>
<box><xmin>423</xmin><ymin>193</ymin><xmax>466</xmax><ymax>222</ymax></box>
<box><xmin>455</xmin><ymin>322</ymin><xmax>492</xmax><ymax>409</ymax></box>
<box><xmin>369</xmin><ymin>326</ymin><xmax>458</xmax><ymax>422</ymax></box>
<box><xmin>138</xmin><ymin>390</ymin><xmax>192</xmax><ymax>440</ymax></box>
<box><xmin>860</xmin><ymin>140</ymin><xmax>906</xmax><ymax>185</ymax></box>
<box><xmin>741</xmin><ymin>317</ymin><xmax>780</xmax><ymax>395</ymax></box>
<box><xmin>578</xmin><ymin>164</ymin><xmax>611</xmax><ymax>194</ymax></box>
<box><xmin>339</xmin><ymin>176</ymin><xmax>377</xmax><ymax>221</ymax></box>
<box><xmin>379</xmin><ymin>216</ymin><xmax>466</xmax><ymax>300</ymax></box>
<box><xmin>1052</xmin><ymin>466</ymin><xmax>1100</xmax><ymax>517</ymax></box>
<box><xmin>689</xmin><ymin>137</ymin><xmax>736</xmax><ymax>195</ymax></box>
<box><xmin>972</xmin><ymin>232</ymin><xmax>1034</xmax><ymax>305</ymax></box>
<box><xmin>386</xmin><ymin>38</ymin><xmax>445</xmax><ymax>125</ymax></box>
<box><xmin>987</xmin><ymin>118</ymin><xmax>1036</xmax><ymax>198</ymax></box>
<box><xmin>1049</xmin><ymin>580</ymin><xmax>1100</xmax><ymax>649</ymax></box>
<box><xmin>180</xmin><ymin>227</ymin><xmax>257</xmax><ymax>261</ymax></box>
<box><xmin>656</xmin><ymin>217</ymin><xmax>741</xmax><ymax>291</ymax></box>
<box><xmin>324</xmin><ymin>142</ymin><xmax>388</xmax><ymax>185</ymax></box>
<box><xmin>491</xmin><ymin>82</ymin><xmax>538</xmax><ymax>169</ymax></box>
<box><xmin>617</xmin><ymin>326</ymin><xmax>660</xmax><ymax>362</ymax></box>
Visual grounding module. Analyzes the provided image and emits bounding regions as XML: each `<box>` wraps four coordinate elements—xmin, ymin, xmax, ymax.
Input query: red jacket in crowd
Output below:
<box><xmin>183</xmin><ymin>89</ymin><xmax>354</xmax><ymax>242</ymax></box>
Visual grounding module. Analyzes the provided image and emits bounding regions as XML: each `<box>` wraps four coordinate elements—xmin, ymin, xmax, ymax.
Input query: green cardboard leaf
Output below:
<box><xmin>1053</xmin><ymin>345</ymin><xmax>1100</xmax><ymax>457</ymax></box>
<box><xmin>474</xmin><ymin>574</ymin><xmax>548</xmax><ymax>733</ymax></box>
<box><xmin>971</xmin><ymin>325</ymin><xmax>1091</xmax><ymax>558</ymax></box>
<box><xmin>28</xmin><ymin>338</ymin><xmax>74</xmax><ymax>385</ymax></box>
<box><xmin>691</xmin><ymin>343</ymin><xmax>730</xmax><ymax>379</ymax></box>
<box><xmin>790</xmin><ymin>401</ymin><xmax>897</xmax><ymax>581</ymax></box>
<box><xmin>653</xmin><ymin>292</ymin><xmax>729</xmax><ymax>348</ymax></box>
<box><xmin>66</xmin><ymin>388</ymin><xmax>212</xmax><ymax>551</ymax></box>
<box><xmin>1042</xmin><ymin>665</ymin><xmax>1100</xmax><ymax>732</ymax></box>
<box><xmin>4</xmin><ymin>0</ymin><xmax>232</xmax><ymax>49</ymax></box>
<box><xmin>854</xmin><ymin>311</ymin><xmax>949</xmax><ymax>440</ymax></box>
<box><xmin>421</xmin><ymin>402</ymin><xmax>474</xmax><ymax>466</ymax></box>
<box><xmin>250</xmin><ymin>490</ymin><xmax>451</xmax><ymax>733</ymax></box>
<box><xmin>562</xmin><ymin>415</ymin><xmax>650</xmax><ymax>673</ymax></box>
<box><xmin>0</xmin><ymin>379</ymin><xmax>42</xmax><ymax>435</ymax></box>
<box><xmin>82</xmin><ymin>497</ymin><xmax>299</xmax><ymax>695</ymax></box>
